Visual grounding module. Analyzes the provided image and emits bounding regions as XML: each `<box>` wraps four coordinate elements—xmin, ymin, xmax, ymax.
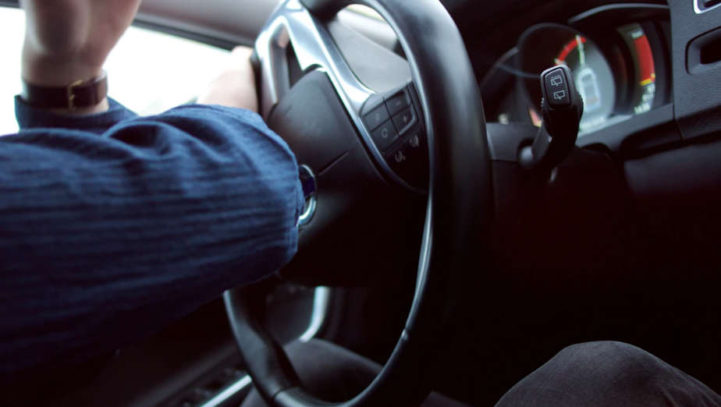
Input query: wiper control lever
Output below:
<box><xmin>519</xmin><ymin>65</ymin><xmax>583</xmax><ymax>171</ymax></box>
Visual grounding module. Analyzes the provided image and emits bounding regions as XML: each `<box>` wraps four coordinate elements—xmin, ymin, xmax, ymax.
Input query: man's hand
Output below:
<box><xmin>198</xmin><ymin>46</ymin><xmax>259</xmax><ymax>113</ymax></box>
<box><xmin>21</xmin><ymin>0</ymin><xmax>141</xmax><ymax>112</ymax></box>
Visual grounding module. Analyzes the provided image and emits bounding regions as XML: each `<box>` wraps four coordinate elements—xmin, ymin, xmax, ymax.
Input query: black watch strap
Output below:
<box><xmin>21</xmin><ymin>72</ymin><xmax>108</xmax><ymax>110</ymax></box>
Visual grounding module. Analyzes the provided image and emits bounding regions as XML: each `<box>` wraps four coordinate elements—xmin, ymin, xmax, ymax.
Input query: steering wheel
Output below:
<box><xmin>223</xmin><ymin>0</ymin><xmax>492</xmax><ymax>405</ymax></box>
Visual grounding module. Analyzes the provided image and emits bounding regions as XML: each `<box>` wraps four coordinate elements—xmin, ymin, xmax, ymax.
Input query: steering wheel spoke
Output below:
<box><xmin>256</xmin><ymin>0</ymin><xmax>373</xmax><ymax>117</ymax></box>
<box><xmin>255</xmin><ymin>0</ymin><xmax>427</xmax><ymax>190</ymax></box>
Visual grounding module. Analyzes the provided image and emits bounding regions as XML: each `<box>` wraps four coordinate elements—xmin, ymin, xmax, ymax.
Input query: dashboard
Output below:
<box><xmin>480</xmin><ymin>4</ymin><xmax>671</xmax><ymax>146</ymax></box>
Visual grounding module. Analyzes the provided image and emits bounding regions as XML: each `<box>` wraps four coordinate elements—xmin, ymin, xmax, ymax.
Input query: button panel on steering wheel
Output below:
<box><xmin>361</xmin><ymin>84</ymin><xmax>428</xmax><ymax>189</ymax></box>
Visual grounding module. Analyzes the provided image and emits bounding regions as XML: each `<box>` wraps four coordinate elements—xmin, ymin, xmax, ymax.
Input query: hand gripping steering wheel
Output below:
<box><xmin>224</xmin><ymin>0</ymin><xmax>493</xmax><ymax>405</ymax></box>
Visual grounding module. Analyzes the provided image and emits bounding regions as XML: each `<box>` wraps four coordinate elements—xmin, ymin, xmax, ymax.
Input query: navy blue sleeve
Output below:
<box><xmin>0</xmin><ymin>98</ymin><xmax>305</xmax><ymax>373</ymax></box>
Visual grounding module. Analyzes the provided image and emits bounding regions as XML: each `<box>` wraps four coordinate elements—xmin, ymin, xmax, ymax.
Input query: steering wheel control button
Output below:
<box><xmin>542</xmin><ymin>66</ymin><xmax>572</xmax><ymax>108</ymax></box>
<box><xmin>363</xmin><ymin>103</ymin><xmax>391</xmax><ymax>131</ymax></box>
<box><xmin>385</xmin><ymin>132</ymin><xmax>428</xmax><ymax>187</ymax></box>
<box><xmin>385</xmin><ymin>90</ymin><xmax>411</xmax><ymax>115</ymax></box>
<box><xmin>371</xmin><ymin>120</ymin><xmax>399</xmax><ymax>150</ymax></box>
<box><xmin>392</xmin><ymin>107</ymin><xmax>417</xmax><ymax>134</ymax></box>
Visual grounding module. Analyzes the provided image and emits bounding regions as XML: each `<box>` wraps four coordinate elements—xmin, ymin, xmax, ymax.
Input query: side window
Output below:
<box><xmin>0</xmin><ymin>7</ymin><xmax>230</xmax><ymax>135</ymax></box>
<box><xmin>0</xmin><ymin>8</ymin><xmax>24</xmax><ymax>135</ymax></box>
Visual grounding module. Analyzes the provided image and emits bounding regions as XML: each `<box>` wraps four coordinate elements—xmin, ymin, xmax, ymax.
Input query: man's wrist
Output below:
<box><xmin>22</xmin><ymin>47</ymin><xmax>109</xmax><ymax>114</ymax></box>
<box><xmin>22</xmin><ymin>47</ymin><xmax>104</xmax><ymax>87</ymax></box>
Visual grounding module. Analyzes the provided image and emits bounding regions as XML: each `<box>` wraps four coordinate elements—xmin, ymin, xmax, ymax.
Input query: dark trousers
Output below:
<box><xmin>241</xmin><ymin>340</ymin><xmax>721</xmax><ymax>407</ymax></box>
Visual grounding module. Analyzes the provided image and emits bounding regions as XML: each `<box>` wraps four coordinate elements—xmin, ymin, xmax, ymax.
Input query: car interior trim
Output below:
<box><xmin>693</xmin><ymin>0</ymin><xmax>721</xmax><ymax>14</ymax></box>
<box><xmin>197</xmin><ymin>375</ymin><xmax>253</xmax><ymax>407</ymax></box>
<box><xmin>131</xmin><ymin>17</ymin><xmax>244</xmax><ymax>50</ymax></box>
<box><xmin>299</xmin><ymin>287</ymin><xmax>332</xmax><ymax>342</ymax></box>
<box><xmin>568</xmin><ymin>3</ymin><xmax>670</xmax><ymax>25</ymax></box>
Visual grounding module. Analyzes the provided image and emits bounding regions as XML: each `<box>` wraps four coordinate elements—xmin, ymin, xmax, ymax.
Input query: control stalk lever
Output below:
<box><xmin>519</xmin><ymin>65</ymin><xmax>583</xmax><ymax>171</ymax></box>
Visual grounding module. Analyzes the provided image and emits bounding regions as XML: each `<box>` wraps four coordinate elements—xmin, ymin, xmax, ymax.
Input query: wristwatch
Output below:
<box><xmin>21</xmin><ymin>72</ymin><xmax>108</xmax><ymax>110</ymax></box>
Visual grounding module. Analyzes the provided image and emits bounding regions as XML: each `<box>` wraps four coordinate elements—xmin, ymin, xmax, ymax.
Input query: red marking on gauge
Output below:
<box><xmin>634</xmin><ymin>34</ymin><xmax>656</xmax><ymax>86</ymax></box>
<box><xmin>556</xmin><ymin>36</ymin><xmax>587</xmax><ymax>63</ymax></box>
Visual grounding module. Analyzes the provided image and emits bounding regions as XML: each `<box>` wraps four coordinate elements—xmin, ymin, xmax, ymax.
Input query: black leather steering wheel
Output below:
<box><xmin>224</xmin><ymin>0</ymin><xmax>493</xmax><ymax>405</ymax></box>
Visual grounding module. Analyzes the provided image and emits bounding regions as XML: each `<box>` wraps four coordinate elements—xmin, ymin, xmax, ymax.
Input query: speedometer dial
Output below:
<box><xmin>555</xmin><ymin>35</ymin><xmax>616</xmax><ymax>133</ymax></box>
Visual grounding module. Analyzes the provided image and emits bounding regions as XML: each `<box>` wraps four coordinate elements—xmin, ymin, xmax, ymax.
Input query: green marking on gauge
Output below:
<box><xmin>576</xmin><ymin>35</ymin><xmax>586</xmax><ymax>66</ymax></box>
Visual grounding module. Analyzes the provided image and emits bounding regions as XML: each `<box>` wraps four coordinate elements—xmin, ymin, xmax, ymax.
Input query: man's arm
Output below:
<box><xmin>1</xmin><ymin>102</ymin><xmax>303</xmax><ymax>373</ymax></box>
<box><xmin>20</xmin><ymin>0</ymin><xmax>142</xmax><ymax>114</ymax></box>
<box><xmin>1</xmin><ymin>0</ymin><xmax>304</xmax><ymax>373</ymax></box>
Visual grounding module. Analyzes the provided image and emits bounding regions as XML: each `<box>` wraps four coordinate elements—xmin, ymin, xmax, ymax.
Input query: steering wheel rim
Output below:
<box><xmin>224</xmin><ymin>0</ymin><xmax>493</xmax><ymax>405</ymax></box>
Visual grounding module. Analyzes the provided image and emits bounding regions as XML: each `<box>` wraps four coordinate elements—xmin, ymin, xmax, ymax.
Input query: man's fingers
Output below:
<box><xmin>197</xmin><ymin>46</ymin><xmax>259</xmax><ymax>112</ymax></box>
<box><xmin>228</xmin><ymin>46</ymin><xmax>255</xmax><ymax>72</ymax></box>
<box><xmin>230</xmin><ymin>46</ymin><xmax>253</xmax><ymax>59</ymax></box>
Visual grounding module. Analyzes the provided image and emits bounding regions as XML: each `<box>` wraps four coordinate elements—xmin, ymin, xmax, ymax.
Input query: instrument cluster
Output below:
<box><xmin>482</xmin><ymin>5</ymin><xmax>670</xmax><ymax>139</ymax></box>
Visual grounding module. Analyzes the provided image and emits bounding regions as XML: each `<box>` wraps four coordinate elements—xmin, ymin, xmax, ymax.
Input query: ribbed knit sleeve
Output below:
<box><xmin>0</xmin><ymin>98</ymin><xmax>305</xmax><ymax>373</ymax></box>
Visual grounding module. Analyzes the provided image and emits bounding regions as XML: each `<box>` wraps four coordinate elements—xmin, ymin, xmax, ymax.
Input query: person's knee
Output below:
<box><xmin>498</xmin><ymin>341</ymin><xmax>721</xmax><ymax>407</ymax></box>
<box><xmin>495</xmin><ymin>341</ymin><xmax>668</xmax><ymax>406</ymax></box>
<box><xmin>553</xmin><ymin>341</ymin><xmax>664</xmax><ymax>385</ymax></box>
<box><xmin>558</xmin><ymin>341</ymin><xmax>657</xmax><ymax>365</ymax></box>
